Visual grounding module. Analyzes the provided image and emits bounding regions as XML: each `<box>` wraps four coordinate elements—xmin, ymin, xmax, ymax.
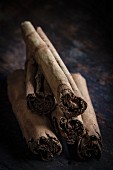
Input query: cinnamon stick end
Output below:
<box><xmin>77</xmin><ymin>135</ymin><xmax>102</xmax><ymax>160</ymax></box>
<box><xmin>58</xmin><ymin>84</ymin><xmax>87</xmax><ymax>118</ymax></box>
<box><xmin>52</xmin><ymin>116</ymin><xmax>85</xmax><ymax>144</ymax></box>
<box><xmin>27</xmin><ymin>136</ymin><xmax>62</xmax><ymax>161</ymax></box>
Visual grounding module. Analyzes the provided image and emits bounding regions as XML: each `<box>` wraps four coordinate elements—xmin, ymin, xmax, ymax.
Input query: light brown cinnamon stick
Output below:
<box><xmin>36</xmin><ymin>27</ymin><xmax>79</xmax><ymax>93</ymax></box>
<box><xmin>25</xmin><ymin>47</ymin><xmax>55</xmax><ymax>114</ymax></box>
<box><xmin>72</xmin><ymin>73</ymin><xmax>102</xmax><ymax>160</ymax></box>
<box><xmin>21</xmin><ymin>21</ymin><xmax>87</xmax><ymax>118</ymax></box>
<box><xmin>7</xmin><ymin>69</ymin><xmax>62</xmax><ymax>161</ymax></box>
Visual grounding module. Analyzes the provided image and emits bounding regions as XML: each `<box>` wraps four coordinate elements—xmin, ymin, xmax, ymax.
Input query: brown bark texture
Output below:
<box><xmin>51</xmin><ymin>105</ymin><xmax>85</xmax><ymax>144</ymax></box>
<box><xmin>25</xmin><ymin>45</ymin><xmax>55</xmax><ymax>114</ymax></box>
<box><xmin>72</xmin><ymin>73</ymin><xmax>102</xmax><ymax>160</ymax></box>
<box><xmin>21</xmin><ymin>21</ymin><xmax>87</xmax><ymax>118</ymax></box>
<box><xmin>36</xmin><ymin>26</ymin><xmax>86</xmax><ymax>143</ymax></box>
<box><xmin>7</xmin><ymin>69</ymin><xmax>62</xmax><ymax>161</ymax></box>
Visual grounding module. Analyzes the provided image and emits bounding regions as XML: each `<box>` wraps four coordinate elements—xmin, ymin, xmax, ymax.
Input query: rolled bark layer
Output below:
<box><xmin>72</xmin><ymin>73</ymin><xmax>102</xmax><ymax>160</ymax></box>
<box><xmin>77</xmin><ymin>134</ymin><xmax>102</xmax><ymax>160</ymax></box>
<box><xmin>27</xmin><ymin>67</ymin><xmax>55</xmax><ymax>114</ymax></box>
<box><xmin>25</xmin><ymin>47</ymin><xmax>56</xmax><ymax>114</ymax></box>
<box><xmin>21</xmin><ymin>21</ymin><xmax>87</xmax><ymax>118</ymax></box>
<box><xmin>7</xmin><ymin>69</ymin><xmax>62</xmax><ymax>161</ymax></box>
<box><xmin>51</xmin><ymin>106</ymin><xmax>85</xmax><ymax>144</ymax></box>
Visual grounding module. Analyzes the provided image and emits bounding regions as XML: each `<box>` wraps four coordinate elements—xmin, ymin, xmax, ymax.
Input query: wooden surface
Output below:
<box><xmin>0</xmin><ymin>0</ymin><xmax>113</xmax><ymax>169</ymax></box>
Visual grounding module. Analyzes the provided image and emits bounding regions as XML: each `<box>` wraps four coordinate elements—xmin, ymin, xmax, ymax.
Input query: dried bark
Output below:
<box><xmin>7</xmin><ymin>69</ymin><xmax>62</xmax><ymax>161</ymax></box>
<box><xmin>36</xmin><ymin>27</ymin><xmax>80</xmax><ymax>93</ymax></box>
<box><xmin>51</xmin><ymin>106</ymin><xmax>85</xmax><ymax>144</ymax></box>
<box><xmin>25</xmin><ymin>47</ymin><xmax>55</xmax><ymax>114</ymax></box>
<box><xmin>72</xmin><ymin>73</ymin><xmax>102</xmax><ymax>160</ymax></box>
<box><xmin>21</xmin><ymin>21</ymin><xmax>87</xmax><ymax>118</ymax></box>
<box><xmin>27</xmin><ymin>66</ymin><xmax>55</xmax><ymax>114</ymax></box>
<box><xmin>36</xmin><ymin>26</ymin><xmax>86</xmax><ymax>143</ymax></box>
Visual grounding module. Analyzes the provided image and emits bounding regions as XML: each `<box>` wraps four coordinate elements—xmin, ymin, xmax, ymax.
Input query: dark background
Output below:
<box><xmin>0</xmin><ymin>0</ymin><xmax>113</xmax><ymax>169</ymax></box>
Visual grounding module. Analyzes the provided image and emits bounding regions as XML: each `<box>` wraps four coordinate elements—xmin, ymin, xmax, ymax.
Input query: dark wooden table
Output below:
<box><xmin>0</xmin><ymin>0</ymin><xmax>113</xmax><ymax>169</ymax></box>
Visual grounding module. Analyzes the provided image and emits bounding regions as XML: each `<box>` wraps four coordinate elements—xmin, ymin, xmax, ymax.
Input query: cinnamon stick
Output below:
<box><xmin>25</xmin><ymin>47</ymin><xmax>55</xmax><ymax>114</ymax></box>
<box><xmin>36</xmin><ymin>26</ymin><xmax>86</xmax><ymax>143</ymax></box>
<box><xmin>35</xmin><ymin>67</ymin><xmax>55</xmax><ymax>114</ymax></box>
<box><xmin>27</xmin><ymin>66</ymin><xmax>55</xmax><ymax>114</ymax></box>
<box><xmin>72</xmin><ymin>73</ymin><xmax>102</xmax><ymax>160</ymax></box>
<box><xmin>51</xmin><ymin>106</ymin><xmax>85</xmax><ymax>144</ymax></box>
<box><xmin>21</xmin><ymin>21</ymin><xmax>87</xmax><ymax>118</ymax></box>
<box><xmin>7</xmin><ymin>69</ymin><xmax>62</xmax><ymax>161</ymax></box>
<box><xmin>36</xmin><ymin>27</ymin><xmax>79</xmax><ymax>93</ymax></box>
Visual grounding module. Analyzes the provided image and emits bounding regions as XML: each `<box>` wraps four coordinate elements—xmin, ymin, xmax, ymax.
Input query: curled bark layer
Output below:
<box><xmin>25</xmin><ymin>47</ymin><xmax>55</xmax><ymax>114</ymax></box>
<box><xmin>72</xmin><ymin>73</ymin><xmax>102</xmax><ymax>160</ymax></box>
<box><xmin>77</xmin><ymin>134</ymin><xmax>102</xmax><ymax>160</ymax></box>
<box><xmin>51</xmin><ymin>106</ymin><xmax>85</xmax><ymax>144</ymax></box>
<box><xmin>27</xmin><ymin>67</ymin><xmax>55</xmax><ymax>114</ymax></box>
<box><xmin>21</xmin><ymin>21</ymin><xmax>87</xmax><ymax>118</ymax></box>
<box><xmin>7</xmin><ymin>69</ymin><xmax>62</xmax><ymax>161</ymax></box>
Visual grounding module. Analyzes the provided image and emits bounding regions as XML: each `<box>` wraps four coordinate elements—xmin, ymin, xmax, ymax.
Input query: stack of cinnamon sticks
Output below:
<box><xmin>7</xmin><ymin>21</ymin><xmax>102</xmax><ymax>161</ymax></box>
